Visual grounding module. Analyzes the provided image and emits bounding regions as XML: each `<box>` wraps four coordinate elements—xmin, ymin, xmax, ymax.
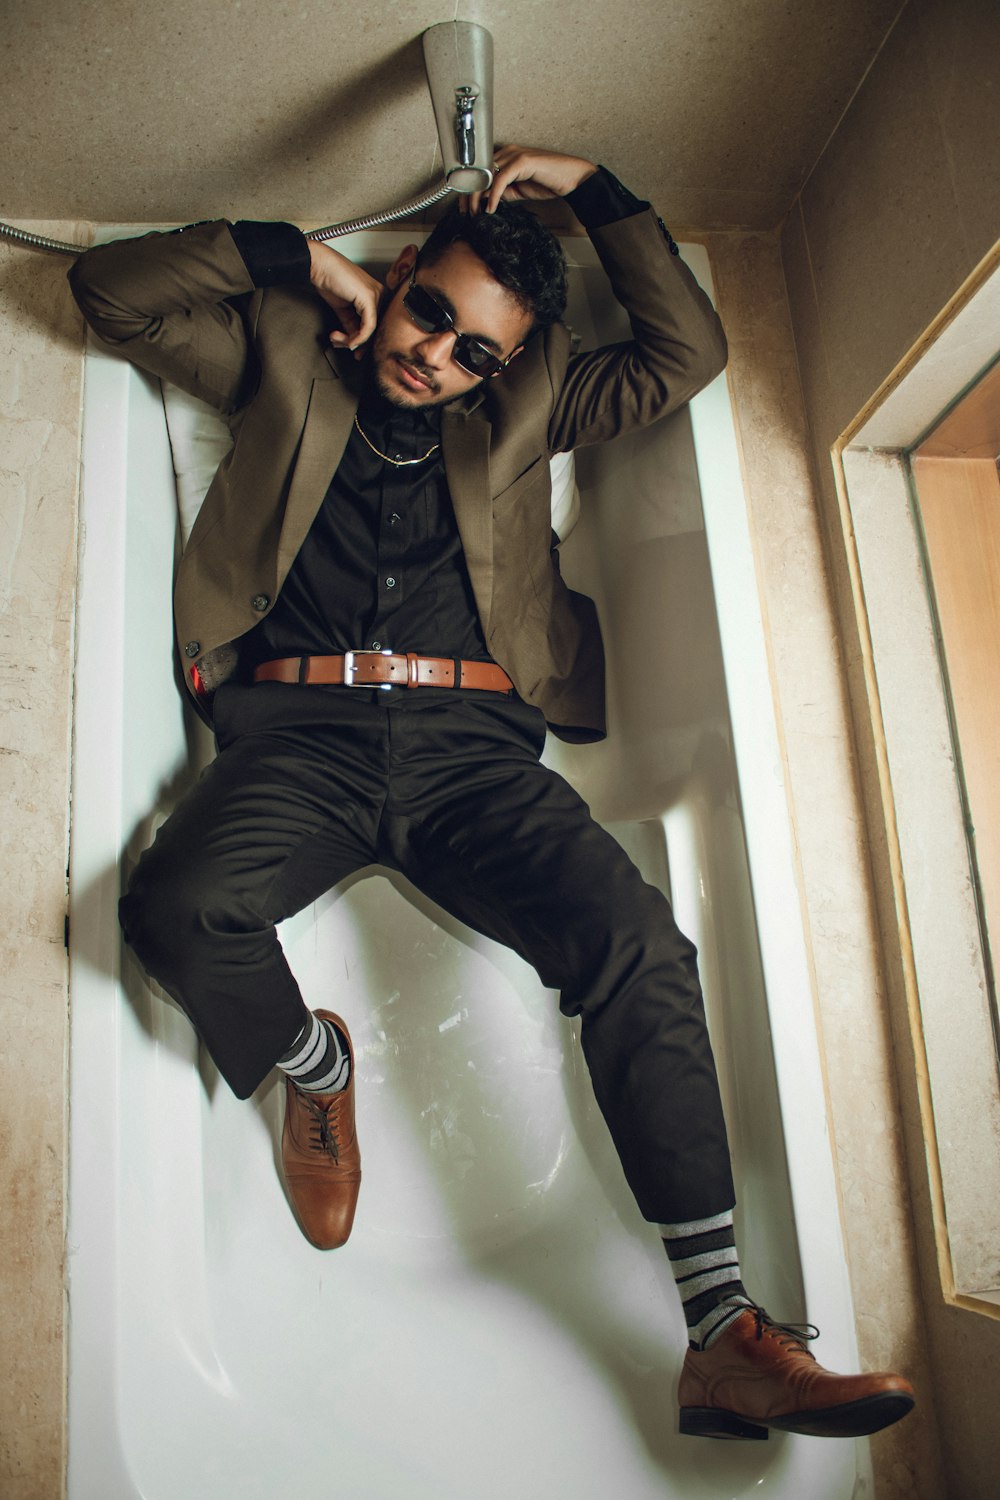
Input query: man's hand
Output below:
<box><xmin>465</xmin><ymin>145</ymin><xmax>598</xmax><ymax>216</ymax></box>
<box><xmin>308</xmin><ymin>241</ymin><xmax>384</xmax><ymax>352</ymax></box>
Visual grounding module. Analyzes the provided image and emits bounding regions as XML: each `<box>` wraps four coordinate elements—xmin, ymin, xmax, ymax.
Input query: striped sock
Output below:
<box><xmin>278</xmin><ymin>1012</ymin><xmax>351</xmax><ymax>1094</ymax></box>
<box><xmin>660</xmin><ymin>1209</ymin><xmax>753</xmax><ymax>1350</ymax></box>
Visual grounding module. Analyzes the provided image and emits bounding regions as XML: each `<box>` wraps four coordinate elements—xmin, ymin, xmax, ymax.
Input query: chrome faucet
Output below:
<box><xmin>455</xmin><ymin>85</ymin><xmax>478</xmax><ymax>168</ymax></box>
<box><xmin>422</xmin><ymin>22</ymin><xmax>494</xmax><ymax>194</ymax></box>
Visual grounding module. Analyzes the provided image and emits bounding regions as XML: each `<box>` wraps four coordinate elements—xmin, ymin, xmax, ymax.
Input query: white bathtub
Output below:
<box><xmin>68</xmin><ymin>232</ymin><xmax>866</xmax><ymax>1499</ymax></box>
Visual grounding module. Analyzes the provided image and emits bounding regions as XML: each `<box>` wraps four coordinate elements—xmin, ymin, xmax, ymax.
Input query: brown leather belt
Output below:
<box><xmin>253</xmin><ymin>651</ymin><xmax>514</xmax><ymax>694</ymax></box>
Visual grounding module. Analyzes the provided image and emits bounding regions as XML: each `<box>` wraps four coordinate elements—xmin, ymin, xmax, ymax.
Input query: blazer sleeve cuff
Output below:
<box><xmin>565</xmin><ymin>169</ymin><xmax>680</xmax><ymax>256</ymax></box>
<box><xmin>228</xmin><ymin>221</ymin><xmax>312</xmax><ymax>287</ymax></box>
<box><xmin>564</xmin><ymin>167</ymin><xmax>649</xmax><ymax>228</ymax></box>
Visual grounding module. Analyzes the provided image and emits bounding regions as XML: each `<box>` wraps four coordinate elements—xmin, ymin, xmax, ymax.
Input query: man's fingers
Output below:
<box><xmin>309</xmin><ymin>241</ymin><xmax>383</xmax><ymax>348</ymax></box>
<box><xmin>351</xmin><ymin>294</ymin><xmax>378</xmax><ymax>348</ymax></box>
<box><xmin>481</xmin><ymin>146</ymin><xmax>598</xmax><ymax>210</ymax></box>
<box><xmin>460</xmin><ymin>148</ymin><xmax>538</xmax><ymax>215</ymax></box>
<box><xmin>485</xmin><ymin>146</ymin><xmax>552</xmax><ymax>212</ymax></box>
<box><xmin>485</xmin><ymin>147</ymin><xmax>520</xmax><ymax>213</ymax></box>
<box><xmin>329</xmin><ymin>294</ymin><xmax>377</xmax><ymax>351</ymax></box>
<box><xmin>324</xmin><ymin>286</ymin><xmax>381</xmax><ymax>351</ymax></box>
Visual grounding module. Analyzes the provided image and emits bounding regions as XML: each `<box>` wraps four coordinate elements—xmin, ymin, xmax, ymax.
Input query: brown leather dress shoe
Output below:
<box><xmin>678</xmin><ymin>1307</ymin><xmax>915</xmax><ymax>1439</ymax></box>
<box><xmin>280</xmin><ymin>1010</ymin><xmax>361</xmax><ymax>1250</ymax></box>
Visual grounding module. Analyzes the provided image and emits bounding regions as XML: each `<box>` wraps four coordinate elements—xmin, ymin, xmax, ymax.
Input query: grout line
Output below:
<box><xmin>798</xmin><ymin>198</ymin><xmax>836</xmax><ymax>402</ymax></box>
<box><xmin>790</xmin><ymin>0</ymin><xmax>912</xmax><ymax>214</ymax></box>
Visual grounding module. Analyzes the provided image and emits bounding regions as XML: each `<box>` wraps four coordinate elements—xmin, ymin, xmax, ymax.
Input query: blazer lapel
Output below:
<box><xmin>442</xmin><ymin>406</ymin><xmax>494</xmax><ymax>630</ymax></box>
<box><xmin>277</xmin><ymin>373</ymin><xmax>357</xmax><ymax>577</ymax></box>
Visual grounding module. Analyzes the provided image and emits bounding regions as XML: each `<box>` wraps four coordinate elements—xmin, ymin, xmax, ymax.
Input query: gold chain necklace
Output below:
<box><xmin>353</xmin><ymin>413</ymin><xmax>440</xmax><ymax>466</ymax></box>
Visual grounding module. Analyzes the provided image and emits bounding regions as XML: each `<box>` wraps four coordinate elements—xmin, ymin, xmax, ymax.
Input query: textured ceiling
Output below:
<box><xmin>2</xmin><ymin>0</ymin><xmax>907</xmax><ymax>230</ymax></box>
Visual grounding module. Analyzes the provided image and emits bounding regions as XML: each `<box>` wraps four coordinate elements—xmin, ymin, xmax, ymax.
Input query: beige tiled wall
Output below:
<box><xmin>0</xmin><ymin>222</ymin><xmax>90</xmax><ymax>1499</ymax></box>
<box><xmin>704</xmin><ymin>228</ymin><xmax>946</xmax><ymax>1500</ymax></box>
<box><xmin>780</xmin><ymin>0</ymin><xmax>1000</xmax><ymax>1495</ymax></box>
<box><xmin>784</xmin><ymin>0</ymin><xmax>1000</xmax><ymax>450</ymax></box>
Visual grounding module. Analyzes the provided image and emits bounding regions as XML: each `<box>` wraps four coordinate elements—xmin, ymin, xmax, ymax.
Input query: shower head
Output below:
<box><xmin>422</xmin><ymin>21</ymin><xmax>494</xmax><ymax>194</ymax></box>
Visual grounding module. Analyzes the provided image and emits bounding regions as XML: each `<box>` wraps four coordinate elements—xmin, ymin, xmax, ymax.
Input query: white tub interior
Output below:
<box><xmin>68</xmin><ymin>233</ymin><xmax>865</xmax><ymax>1499</ymax></box>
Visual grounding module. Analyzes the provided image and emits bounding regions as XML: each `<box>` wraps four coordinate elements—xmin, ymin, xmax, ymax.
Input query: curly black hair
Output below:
<box><xmin>416</xmin><ymin>201</ymin><xmax>568</xmax><ymax>333</ymax></box>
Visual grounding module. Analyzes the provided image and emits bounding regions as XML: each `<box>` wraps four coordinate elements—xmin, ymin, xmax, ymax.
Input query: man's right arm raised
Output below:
<box><xmin>69</xmin><ymin>220</ymin><xmax>382</xmax><ymax>416</ymax></box>
<box><xmin>69</xmin><ymin>221</ymin><xmax>270</xmax><ymax>414</ymax></box>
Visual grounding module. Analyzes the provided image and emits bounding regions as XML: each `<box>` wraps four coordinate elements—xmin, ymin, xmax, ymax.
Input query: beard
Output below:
<box><xmin>375</xmin><ymin>357</ymin><xmax>444</xmax><ymax>407</ymax></box>
<box><xmin>368</xmin><ymin>319</ymin><xmax>482</xmax><ymax>410</ymax></box>
<box><xmin>370</xmin><ymin>327</ymin><xmax>442</xmax><ymax>407</ymax></box>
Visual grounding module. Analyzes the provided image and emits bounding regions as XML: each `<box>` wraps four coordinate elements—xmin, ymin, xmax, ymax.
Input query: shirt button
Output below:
<box><xmin>388</xmin><ymin>513</ymin><xmax>401</xmax><ymax>526</ymax></box>
<box><xmin>385</xmin><ymin>576</ymin><xmax>396</xmax><ymax>589</ymax></box>
<box><xmin>251</xmin><ymin>593</ymin><xmax>270</xmax><ymax>612</ymax></box>
<box><xmin>371</xmin><ymin>640</ymin><xmax>382</xmax><ymax>651</ymax></box>
<box><xmin>184</xmin><ymin>640</ymin><xmax>200</xmax><ymax>658</ymax></box>
<box><xmin>393</xmin><ymin>454</ymin><xmax>403</xmax><ymax>463</ymax></box>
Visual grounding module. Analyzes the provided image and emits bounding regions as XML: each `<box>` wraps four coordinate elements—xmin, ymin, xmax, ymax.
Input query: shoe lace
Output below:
<box><xmin>303</xmin><ymin>1094</ymin><xmax>341</xmax><ymax>1162</ymax></box>
<box><xmin>752</xmin><ymin>1305</ymin><xmax>820</xmax><ymax>1355</ymax></box>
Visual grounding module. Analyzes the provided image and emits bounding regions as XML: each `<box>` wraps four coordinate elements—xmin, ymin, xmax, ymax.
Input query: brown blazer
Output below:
<box><xmin>69</xmin><ymin>210</ymin><xmax>726</xmax><ymax>740</ymax></box>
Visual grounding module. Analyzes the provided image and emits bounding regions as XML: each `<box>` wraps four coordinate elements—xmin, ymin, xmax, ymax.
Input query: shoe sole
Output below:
<box><xmin>680</xmin><ymin>1390</ymin><xmax>915</xmax><ymax>1440</ymax></box>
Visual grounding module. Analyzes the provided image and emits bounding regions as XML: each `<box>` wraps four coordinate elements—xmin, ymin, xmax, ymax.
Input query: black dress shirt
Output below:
<box><xmin>243</xmin><ymin>390</ymin><xmax>489</xmax><ymax>670</ymax></box>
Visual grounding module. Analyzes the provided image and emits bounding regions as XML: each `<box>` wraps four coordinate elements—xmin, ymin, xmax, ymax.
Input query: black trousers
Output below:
<box><xmin>119</xmin><ymin>681</ymin><xmax>735</xmax><ymax>1224</ymax></box>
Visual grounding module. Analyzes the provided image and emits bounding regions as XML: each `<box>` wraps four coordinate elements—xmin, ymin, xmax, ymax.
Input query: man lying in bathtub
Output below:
<box><xmin>69</xmin><ymin>144</ymin><xmax>913</xmax><ymax>1442</ymax></box>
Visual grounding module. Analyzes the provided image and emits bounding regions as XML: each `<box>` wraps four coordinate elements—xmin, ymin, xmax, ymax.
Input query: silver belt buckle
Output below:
<box><xmin>343</xmin><ymin>647</ymin><xmax>395</xmax><ymax>690</ymax></box>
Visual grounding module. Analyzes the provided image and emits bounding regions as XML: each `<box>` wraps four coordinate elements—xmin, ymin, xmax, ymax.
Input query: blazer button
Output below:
<box><xmin>657</xmin><ymin>216</ymin><xmax>680</xmax><ymax>255</ymax></box>
<box><xmin>184</xmin><ymin>640</ymin><xmax>200</xmax><ymax>658</ymax></box>
<box><xmin>251</xmin><ymin>594</ymin><xmax>270</xmax><ymax>612</ymax></box>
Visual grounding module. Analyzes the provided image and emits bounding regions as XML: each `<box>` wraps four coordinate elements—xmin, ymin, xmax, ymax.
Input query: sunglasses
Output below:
<box><xmin>403</xmin><ymin>271</ymin><xmax>521</xmax><ymax>378</ymax></box>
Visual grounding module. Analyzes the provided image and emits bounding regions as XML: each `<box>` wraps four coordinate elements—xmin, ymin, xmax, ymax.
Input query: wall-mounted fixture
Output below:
<box><xmin>422</xmin><ymin>21</ymin><xmax>495</xmax><ymax>194</ymax></box>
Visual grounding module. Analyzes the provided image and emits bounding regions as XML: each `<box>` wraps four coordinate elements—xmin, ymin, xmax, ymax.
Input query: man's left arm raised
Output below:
<box><xmin>480</xmin><ymin>145</ymin><xmax>726</xmax><ymax>454</ymax></box>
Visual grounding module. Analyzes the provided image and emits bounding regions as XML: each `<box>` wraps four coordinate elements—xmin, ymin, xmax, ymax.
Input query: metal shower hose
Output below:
<box><xmin>0</xmin><ymin>182</ymin><xmax>456</xmax><ymax>256</ymax></box>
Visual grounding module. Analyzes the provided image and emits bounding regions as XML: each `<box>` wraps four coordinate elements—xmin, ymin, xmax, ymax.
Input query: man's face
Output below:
<box><xmin>371</xmin><ymin>241</ymin><xmax>534</xmax><ymax>409</ymax></box>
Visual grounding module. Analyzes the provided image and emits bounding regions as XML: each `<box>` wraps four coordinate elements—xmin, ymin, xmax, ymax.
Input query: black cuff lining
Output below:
<box><xmin>229</xmin><ymin>220</ymin><xmax>311</xmax><ymax>287</ymax></box>
<box><xmin>564</xmin><ymin>166</ymin><xmax>650</xmax><ymax>228</ymax></box>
